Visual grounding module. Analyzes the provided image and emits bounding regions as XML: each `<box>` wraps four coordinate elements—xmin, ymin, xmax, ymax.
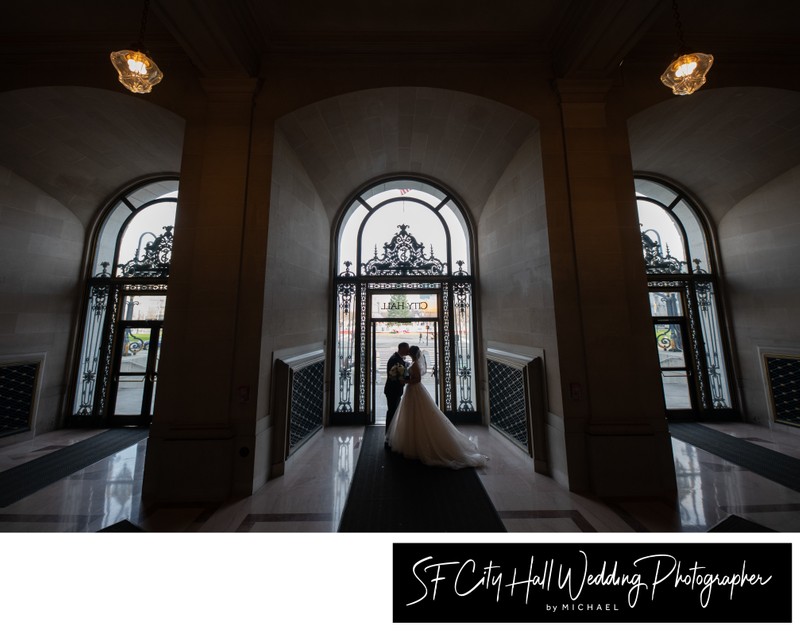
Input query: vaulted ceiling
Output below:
<box><xmin>0</xmin><ymin>87</ymin><xmax>183</xmax><ymax>227</ymax></box>
<box><xmin>628</xmin><ymin>86</ymin><xmax>800</xmax><ymax>224</ymax></box>
<box><xmin>1</xmin><ymin>1</ymin><xmax>798</xmax><ymax>225</ymax></box>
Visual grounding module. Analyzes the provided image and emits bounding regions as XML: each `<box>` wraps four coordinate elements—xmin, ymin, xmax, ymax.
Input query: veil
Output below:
<box><xmin>416</xmin><ymin>351</ymin><xmax>428</xmax><ymax>376</ymax></box>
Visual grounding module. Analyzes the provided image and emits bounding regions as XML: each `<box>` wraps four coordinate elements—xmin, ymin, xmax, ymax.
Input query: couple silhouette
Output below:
<box><xmin>382</xmin><ymin>342</ymin><xmax>487</xmax><ymax>469</ymax></box>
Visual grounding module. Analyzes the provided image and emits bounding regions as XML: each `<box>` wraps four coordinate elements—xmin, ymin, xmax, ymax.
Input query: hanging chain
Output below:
<box><xmin>671</xmin><ymin>0</ymin><xmax>687</xmax><ymax>52</ymax></box>
<box><xmin>137</xmin><ymin>0</ymin><xmax>151</xmax><ymax>47</ymax></box>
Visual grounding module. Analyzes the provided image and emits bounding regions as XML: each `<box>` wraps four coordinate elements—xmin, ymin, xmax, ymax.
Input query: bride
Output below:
<box><xmin>386</xmin><ymin>345</ymin><xmax>488</xmax><ymax>469</ymax></box>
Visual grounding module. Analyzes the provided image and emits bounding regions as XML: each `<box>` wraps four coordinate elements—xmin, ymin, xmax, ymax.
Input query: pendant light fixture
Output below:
<box><xmin>660</xmin><ymin>0</ymin><xmax>713</xmax><ymax>96</ymax></box>
<box><xmin>110</xmin><ymin>0</ymin><xmax>163</xmax><ymax>94</ymax></box>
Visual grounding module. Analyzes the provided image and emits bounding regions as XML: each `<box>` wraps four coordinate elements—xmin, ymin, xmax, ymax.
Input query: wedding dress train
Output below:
<box><xmin>387</xmin><ymin>359</ymin><xmax>487</xmax><ymax>469</ymax></box>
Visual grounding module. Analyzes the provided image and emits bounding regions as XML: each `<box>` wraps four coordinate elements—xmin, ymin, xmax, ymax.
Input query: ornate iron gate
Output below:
<box><xmin>332</xmin><ymin>182</ymin><xmax>478</xmax><ymax>424</ymax></box>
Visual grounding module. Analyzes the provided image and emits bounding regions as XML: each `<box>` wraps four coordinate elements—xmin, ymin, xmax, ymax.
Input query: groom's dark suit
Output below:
<box><xmin>384</xmin><ymin>351</ymin><xmax>407</xmax><ymax>430</ymax></box>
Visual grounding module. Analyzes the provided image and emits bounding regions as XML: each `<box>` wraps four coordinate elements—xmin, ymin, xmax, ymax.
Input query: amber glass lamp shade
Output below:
<box><xmin>110</xmin><ymin>49</ymin><xmax>163</xmax><ymax>94</ymax></box>
<box><xmin>660</xmin><ymin>52</ymin><xmax>714</xmax><ymax>95</ymax></box>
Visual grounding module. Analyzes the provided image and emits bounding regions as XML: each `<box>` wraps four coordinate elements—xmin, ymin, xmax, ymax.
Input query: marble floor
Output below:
<box><xmin>1</xmin><ymin>420</ymin><xmax>799</xmax><ymax>534</ymax></box>
<box><xmin>2</xmin><ymin>421</ymin><xmax>798</xmax><ymax>630</ymax></box>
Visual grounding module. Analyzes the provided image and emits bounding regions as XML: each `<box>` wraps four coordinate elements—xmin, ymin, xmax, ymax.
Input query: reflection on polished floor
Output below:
<box><xmin>1</xmin><ymin>421</ymin><xmax>799</xmax><ymax>533</ymax></box>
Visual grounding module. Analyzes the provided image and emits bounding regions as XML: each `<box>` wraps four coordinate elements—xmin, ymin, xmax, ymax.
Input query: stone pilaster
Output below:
<box><xmin>543</xmin><ymin>79</ymin><xmax>676</xmax><ymax>498</ymax></box>
<box><xmin>143</xmin><ymin>78</ymin><xmax>265</xmax><ymax>503</ymax></box>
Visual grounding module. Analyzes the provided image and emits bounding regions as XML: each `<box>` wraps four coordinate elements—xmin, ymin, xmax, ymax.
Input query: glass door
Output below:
<box><xmin>107</xmin><ymin>294</ymin><xmax>166</xmax><ymax>425</ymax></box>
<box><xmin>369</xmin><ymin>290</ymin><xmax>440</xmax><ymax>424</ymax></box>
<box><xmin>109</xmin><ymin>321</ymin><xmax>162</xmax><ymax>425</ymax></box>
<box><xmin>650</xmin><ymin>289</ymin><xmax>699</xmax><ymax>418</ymax></box>
<box><xmin>371</xmin><ymin>319</ymin><xmax>439</xmax><ymax>424</ymax></box>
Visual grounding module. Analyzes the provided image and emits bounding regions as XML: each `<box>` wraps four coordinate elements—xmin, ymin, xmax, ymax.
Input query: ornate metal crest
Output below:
<box><xmin>642</xmin><ymin>229</ymin><xmax>684</xmax><ymax>274</ymax></box>
<box><xmin>362</xmin><ymin>224</ymin><xmax>445</xmax><ymax>276</ymax></box>
<box><xmin>117</xmin><ymin>226</ymin><xmax>174</xmax><ymax>278</ymax></box>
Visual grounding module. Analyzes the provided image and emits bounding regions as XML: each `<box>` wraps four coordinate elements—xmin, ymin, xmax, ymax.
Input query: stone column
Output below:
<box><xmin>142</xmin><ymin>77</ymin><xmax>266</xmax><ymax>503</ymax></box>
<box><xmin>542</xmin><ymin>79</ymin><xmax>677</xmax><ymax>499</ymax></box>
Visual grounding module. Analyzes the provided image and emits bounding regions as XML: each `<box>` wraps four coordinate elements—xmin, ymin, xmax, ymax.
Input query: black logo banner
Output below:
<box><xmin>393</xmin><ymin>542</ymin><xmax>792</xmax><ymax>623</ymax></box>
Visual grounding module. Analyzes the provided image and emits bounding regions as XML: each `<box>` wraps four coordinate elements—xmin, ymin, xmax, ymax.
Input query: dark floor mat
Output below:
<box><xmin>0</xmin><ymin>428</ymin><xmax>149</xmax><ymax>507</ymax></box>
<box><xmin>338</xmin><ymin>425</ymin><xmax>505</xmax><ymax>532</ymax></box>
<box><xmin>669</xmin><ymin>422</ymin><xmax>800</xmax><ymax>493</ymax></box>
<box><xmin>708</xmin><ymin>514</ymin><xmax>775</xmax><ymax>532</ymax></box>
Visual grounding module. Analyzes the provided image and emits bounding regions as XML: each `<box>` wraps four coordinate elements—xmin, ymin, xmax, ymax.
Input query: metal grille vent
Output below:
<box><xmin>1</xmin><ymin>362</ymin><xmax>39</xmax><ymax>437</ymax></box>
<box><xmin>765</xmin><ymin>355</ymin><xmax>800</xmax><ymax>428</ymax></box>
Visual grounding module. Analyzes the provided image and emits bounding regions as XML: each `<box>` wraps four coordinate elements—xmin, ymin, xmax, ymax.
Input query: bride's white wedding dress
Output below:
<box><xmin>387</xmin><ymin>357</ymin><xmax>488</xmax><ymax>469</ymax></box>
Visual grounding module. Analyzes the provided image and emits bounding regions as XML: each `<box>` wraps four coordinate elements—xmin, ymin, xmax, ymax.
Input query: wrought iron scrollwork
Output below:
<box><xmin>96</xmin><ymin>285</ymin><xmax>122</xmax><ymax>415</ymax></box>
<box><xmin>692</xmin><ymin>258</ymin><xmax>708</xmax><ymax>275</ymax></box>
<box><xmin>452</xmin><ymin>261</ymin><xmax>474</xmax><ymax>412</ymax></box>
<box><xmin>642</xmin><ymin>229</ymin><xmax>685</xmax><ymax>274</ymax></box>
<box><xmin>695</xmin><ymin>280</ymin><xmax>727</xmax><ymax>408</ymax></box>
<box><xmin>363</xmin><ymin>224</ymin><xmax>445</xmax><ymax>276</ymax></box>
<box><xmin>442</xmin><ymin>287</ymin><xmax>452</xmax><ymax>409</ymax></box>
<box><xmin>333</xmin><ymin>215</ymin><xmax>476</xmax><ymax>419</ymax></box>
<box><xmin>117</xmin><ymin>226</ymin><xmax>174</xmax><ymax>278</ymax></box>
<box><xmin>359</xmin><ymin>284</ymin><xmax>367</xmax><ymax>411</ymax></box>
<box><xmin>75</xmin><ymin>263</ymin><xmax>112</xmax><ymax>415</ymax></box>
<box><xmin>76</xmin><ymin>227</ymin><xmax>174</xmax><ymax>418</ymax></box>
<box><xmin>335</xmin><ymin>263</ymin><xmax>357</xmax><ymax>413</ymax></box>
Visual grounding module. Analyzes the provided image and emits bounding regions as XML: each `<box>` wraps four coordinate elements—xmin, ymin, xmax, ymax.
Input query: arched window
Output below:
<box><xmin>70</xmin><ymin>178</ymin><xmax>178</xmax><ymax>426</ymax></box>
<box><xmin>332</xmin><ymin>177</ymin><xmax>477</xmax><ymax>424</ymax></box>
<box><xmin>635</xmin><ymin>176</ymin><xmax>735</xmax><ymax>420</ymax></box>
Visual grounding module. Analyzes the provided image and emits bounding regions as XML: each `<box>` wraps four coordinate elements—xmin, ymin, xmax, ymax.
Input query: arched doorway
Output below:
<box><xmin>69</xmin><ymin>178</ymin><xmax>178</xmax><ymax>427</ymax></box>
<box><xmin>635</xmin><ymin>175</ymin><xmax>737</xmax><ymax>421</ymax></box>
<box><xmin>331</xmin><ymin>176</ymin><xmax>479</xmax><ymax>425</ymax></box>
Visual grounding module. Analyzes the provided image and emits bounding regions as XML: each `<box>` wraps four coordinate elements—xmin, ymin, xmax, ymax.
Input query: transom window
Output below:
<box><xmin>336</xmin><ymin>179</ymin><xmax>470</xmax><ymax>276</ymax></box>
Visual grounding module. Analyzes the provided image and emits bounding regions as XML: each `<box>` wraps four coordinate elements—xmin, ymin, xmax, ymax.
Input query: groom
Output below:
<box><xmin>384</xmin><ymin>341</ymin><xmax>410</xmax><ymax>446</ymax></box>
